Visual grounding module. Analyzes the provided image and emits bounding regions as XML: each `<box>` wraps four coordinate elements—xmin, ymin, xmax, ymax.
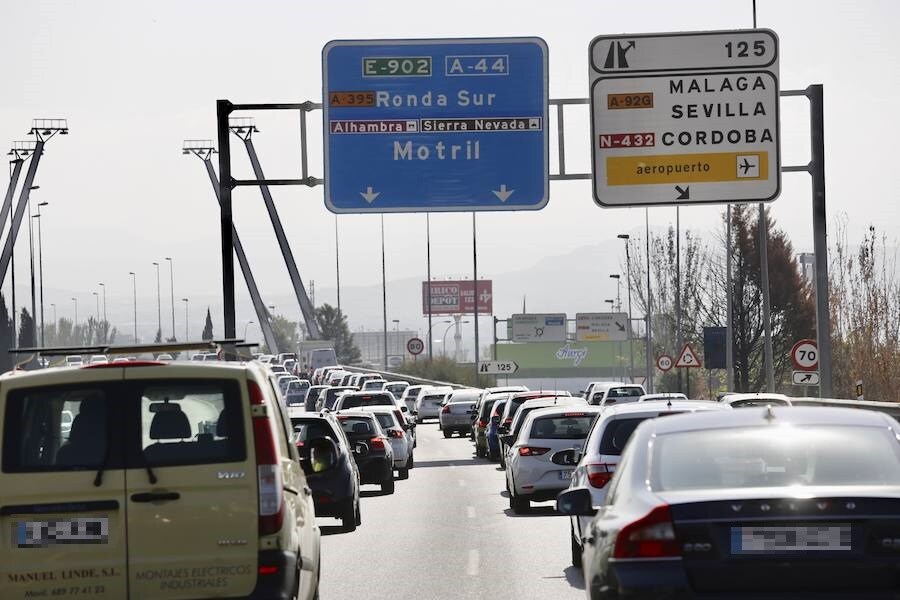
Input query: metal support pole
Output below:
<box><xmin>334</xmin><ymin>215</ymin><xmax>341</xmax><ymax>313</ymax></box>
<box><xmin>472</xmin><ymin>213</ymin><xmax>480</xmax><ymax>382</ymax></box>
<box><xmin>239</xmin><ymin>136</ymin><xmax>320</xmax><ymax>339</ymax></box>
<box><xmin>154</xmin><ymin>262</ymin><xmax>161</xmax><ymax>340</ymax></box>
<box><xmin>0</xmin><ymin>140</ymin><xmax>44</xmax><ymax>287</ymax></box>
<box><xmin>759</xmin><ymin>203</ymin><xmax>775</xmax><ymax>391</ymax></box>
<box><xmin>625</xmin><ymin>241</ymin><xmax>635</xmax><ymax>383</ymax></box>
<box><xmin>426</xmin><ymin>214</ymin><xmax>433</xmax><ymax>361</ymax></box>
<box><xmin>0</xmin><ymin>158</ymin><xmax>25</xmax><ymax>236</ymax></box>
<box><xmin>27</xmin><ymin>195</ymin><xmax>36</xmax><ymax>347</ymax></box>
<box><xmin>726</xmin><ymin>204</ymin><xmax>734</xmax><ymax>391</ymax></box>
<box><xmin>381</xmin><ymin>216</ymin><xmax>388</xmax><ymax>369</ymax></box>
<box><xmin>201</xmin><ymin>158</ymin><xmax>279</xmax><ymax>353</ymax></box>
<box><xmin>809</xmin><ymin>84</ymin><xmax>832</xmax><ymax>397</ymax></box>
<box><xmin>675</xmin><ymin>206</ymin><xmax>682</xmax><ymax>393</ymax></box>
<box><xmin>36</xmin><ymin>210</ymin><xmax>44</xmax><ymax>346</ymax></box>
<box><xmin>493</xmin><ymin>316</ymin><xmax>498</xmax><ymax>360</ymax></box>
<box><xmin>645</xmin><ymin>208</ymin><xmax>653</xmax><ymax>394</ymax></box>
<box><xmin>216</xmin><ymin>100</ymin><xmax>237</xmax><ymax>350</ymax></box>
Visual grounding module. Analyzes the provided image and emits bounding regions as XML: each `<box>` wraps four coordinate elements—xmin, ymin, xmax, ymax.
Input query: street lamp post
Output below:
<box><xmin>165</xmin><ymin>257</ymin><xmax>175</xmax><ymax>339</ymax></box>
<box><xmin>32</xmin><ymin>201</ymin><xmax>48</xmax><ymax>346</ymax></box>
<box><xmin>50</xmin><ymin>303</ymin><xmax>57</xmax><ymax>342</ymax></box>
<box><xmin>98</xmin><ymin>283</ymin><xmax>107</xmax><ymax>322</ymax></box>
<box><xmin>128</xmin><ymin>272</ymin><xmax>137</xmax><ymax>342</ymax></box>
<box><xmin>182</xmin><ymin>298</ymin><xmax>189</xmax><ymax>340</ymax></box>
<box><xmin>71</xmin><ymin>297</ymin><xmax>77</xmax><ymax>330</ymax></box>
<box><xmin>92</xmin><ymin>292</ymin><xmax>100</xmax><ymax>322</ymax></box>
<box><xmin>152</xmin><ymin>262</ymin><xmax>162</xmax><ymax>341</ymax></box>
<box><xmin>617</xmin><ymin>234</ymin><xmax>635</xmax><ymax>384</ymax></box>
<box><xmin>392</xmin><ymin>319</ymin><xmax>400</xmax><ymax>357</ymax></box>
<box><xmin>243</xmin><ymin>320</ymin><xmax>254</xmax><ymax>339</ymax></box>
<box><xmin>606</xmin><ymin>299</ymin><xmax>621</xmax><ymax>380</ymax></box>
<box><xmin>443</xmin><ymin>320</ymin><xmax>470</xmax><ymax>359</ymax></box>
<box><xmin>609</xmin><ymin>274</ymin><xmax>622</xmax><ymax>312</ymax></box>
<box><xmin>26</xmin><ymin>187</ymin><xmax>37</xmax><ymax>347</ymax></box>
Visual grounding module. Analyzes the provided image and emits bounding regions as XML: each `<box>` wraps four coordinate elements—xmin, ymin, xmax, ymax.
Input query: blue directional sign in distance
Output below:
<box><xmin>322</xmin><ymin>38</ymin><xmax>548</xmax><ymax>213</ymax></box>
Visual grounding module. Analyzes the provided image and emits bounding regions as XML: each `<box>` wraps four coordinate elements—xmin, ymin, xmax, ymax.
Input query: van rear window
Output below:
<box><xmin>3</xmin><ymin>386</ymin><xmax>115</xmax><ymax>472</ymax></box>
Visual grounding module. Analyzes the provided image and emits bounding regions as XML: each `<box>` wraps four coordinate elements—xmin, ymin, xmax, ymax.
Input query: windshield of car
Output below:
<box><xmin>729</xmin><ymin>398</ymin><xmax>791</xmax><ymax>407</ymax></box>
<box><xmin>291</xmin><ymin>418</ymin><xmax>338</xmax><ymax>444</ymax></box>
<box><xmin>371</xmin><ymin>413</ymin><xmax>398</xmax><ymax>430</ymax></box>
<box><xmin>337</xmin><ymin>415</ymin><xmax>380</xmax><ymax>437</ymax></box>
<box><xmin>478</xmin><ymin>399</ymin><xmax>498</xmax><ymax>420</ymax></box>
<box><xmin>529</xmin><ymin>414</ymin><xmax>596</xmax><ymax>440</ymax></box>
<box><xmin>652</xmin><ymin>425</ymin><xmax>900</xmax><ymax>491</ymax></box>
<box><xmin>606</xmin><ymin>387</ymin><xmax>643</xmax><ymax>399</ymax></box>
<box><xmin>490</xmin><ymin>400</ymin><xmax>508</xmax><ymax>419</ymax></box>
<box><xmin>324</xmin><ymin>388</ymin><xmax>353</xmax><ymax>409</ymax></box>
<box><xmin>340</xmin><ymin>393</ymin><xmax>394</xmax><ymax>409</ymax></box>
<box><xmin>598</xmin><ymin>417</ymin><xmax>661</xmax><ymax>455</ymax></box>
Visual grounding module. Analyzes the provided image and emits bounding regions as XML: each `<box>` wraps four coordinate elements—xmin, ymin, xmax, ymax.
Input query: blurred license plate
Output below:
<box><xmin>558</xmin><ymin>470</ymin><xmax>573</xmax><ymax>480</ymax></box>
<box><xmin>16</xmin><ymin>517</ymin><xmax>109</xmax><ymax>548</ymax></box>
<box><xmin>732</xmin><ymin>524</ymin><xmax>851</xmax><ymax>553</ymax></box>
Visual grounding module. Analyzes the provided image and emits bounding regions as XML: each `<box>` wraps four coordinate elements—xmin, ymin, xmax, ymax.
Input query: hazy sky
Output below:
<box><xmin>1</xmin><ymin>0</ymin><xmax>897</xmax><ymax>342</ymax></box>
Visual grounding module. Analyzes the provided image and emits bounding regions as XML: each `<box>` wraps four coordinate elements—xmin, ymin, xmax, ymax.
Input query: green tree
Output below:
<box><xmin>18</xmin><ymin>308</ymin><xmax>35</xmax><ymax>349</ymax></box>
<box><xmin>314</xmin><ymin>304</ymin><xmax>361</xmax><ymax>364</ymax></box>
<box><xmin>202</xmin><ymin>308</ymin><xmax>214</xmax><ymax>341</ymax></box>
<box><xmin>0</xmin><ymin>294</ymin><xmax>14</xmax><ymax>372</ymax></box>
<box><xmin>270</xmin><ymin>314</ymin><xmax>300</xmax><ymax>354</ymax></box>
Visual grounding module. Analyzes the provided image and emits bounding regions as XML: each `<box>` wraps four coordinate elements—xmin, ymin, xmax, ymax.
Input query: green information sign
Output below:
<box><xmin>495</xmin><ymin>340</ymin><xmax>644</xmax><ymax>378</ymax></box>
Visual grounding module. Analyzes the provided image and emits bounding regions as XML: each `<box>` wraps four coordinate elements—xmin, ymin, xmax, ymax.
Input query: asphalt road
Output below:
<box><xmin>318</xmin><ymin>421</ymin><xmax>585</xmax><ymax>599</ymax></box>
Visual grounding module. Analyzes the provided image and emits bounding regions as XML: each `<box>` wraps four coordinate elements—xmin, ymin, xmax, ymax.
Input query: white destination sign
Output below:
<box><xmin>589</xmin><ymin>29</ymin><xmax>780</xmax><ymax>207</ymax></box>
<box><xmin>575</xmin><ymin>312</ymin><xmax>629</xmax><ymax>342</ymax></box>
<box><xmin>511</xmin><ymin>313</ymin><xmax>567</xmax><ymax>343</ymax></box>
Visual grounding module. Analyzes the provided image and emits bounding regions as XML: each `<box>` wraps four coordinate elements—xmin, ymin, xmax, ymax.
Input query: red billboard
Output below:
<box><xmin>422</xmin><ymin>280</ymin><xmax>493</xmax><ymax>315</ymax></box>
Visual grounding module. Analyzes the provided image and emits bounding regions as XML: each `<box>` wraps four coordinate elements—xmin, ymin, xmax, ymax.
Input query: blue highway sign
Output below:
<box><xmin>322</xmin><ymin>38</ymin><xmax>549</xmax><ymax>213</ymax></box>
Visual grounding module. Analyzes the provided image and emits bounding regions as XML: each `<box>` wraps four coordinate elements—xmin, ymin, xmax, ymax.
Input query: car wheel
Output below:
<box><xmin>443</xmin><ymin>430</ymin><xmax>452</xmax><ymax>439</ymax></box>
<box><xmin>511</xmin><ymin>494</ymin><xmax>530</xmax><ymax>514</ymax></box>
<box><xmin>570</xmin><ymin>522</ymin><xmax>583</xmax><ymax>569</ymax></box>
<box><xmin>341</xmin><ymin>501</ymin><xmax>357</xmax><ymax>532</ymax></box>
<box><xmin>415</xmin><ymin>417</ymin><xmax>422</xmax><ymax>425</ymax></box>
<box><xmin>398</xmin><ymin>466</ymin><xmax>409</xmax><ymax>480</ymax></box>
<box><xmin>499</xmin><ymin>454</ymin><xmax>506</xmax><ymax>469</ymax></box>
<box><xmin>382</xmin><ymin>478</ymin><xmax>395</xmax><ymax>494</ymax></box>
<box><xmin>355</xmin><ymin>500</ymin><xmax>362</xmax><ymax>526</ymax></box>
<box><xmin>407</xmin><ymin>452</ymin><xmax>414</xmax><ymax>469</ymax></box>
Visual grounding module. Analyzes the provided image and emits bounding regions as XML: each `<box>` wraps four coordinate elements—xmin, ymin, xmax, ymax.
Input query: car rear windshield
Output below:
<box><xmin>479</xmin><ymin>399</ymin><xmax>498</xmax><ymax>420</ymax></box>
<box><xmin>491</xmin><ymin>401</ymin><xmax>508</xmax><ymax>418</ymax></box>
<box><xmin>730</xmin><ymin>398</ymin><xmax>790</xmax><ymax>407</ymax></box>
<box><xmin>341</xmin><ymin>394</ymin><xmax>393</xmax><ymax>409</ymax></box>
<box><xmin>371</xmin><ymin>413</ymin><xmax>398</xmax><ymax>430</ymax></box>
<box><xmin>597</xmin><ymin>417</ymin><xmax>652</xmax><ymax>455</ymax></box>
<box><xmin>291</xmin><ymin>418</ymin><xmax>338</xmax><ymax>444</ymax></box>
<box><xmin>337</xmin><ymin>416</ymin><xmax>379</xmax><ymax>437</ymax></box>
<box><xmin>324</xmin><ymin>388</ymin><xmax>353</xmax><ymax>409</ymax></box>
<box><xmin>606</xmin><ymin>387</ymin><xmax>643</xmax><ymax>399</ymax></box>
<box><xmin>529</xmin><ymin>415</ymin><xmax>595</xmax><ymax>439</ymax></box>
<box><xmin>652</xmin><ymin>425</ymin><xmax>900</xmax><ymax>491</ymax></box>
<box><xmin>422</xmin><ymin>394</ymin><xmax>446</xmax><ymax>403</ymax></box>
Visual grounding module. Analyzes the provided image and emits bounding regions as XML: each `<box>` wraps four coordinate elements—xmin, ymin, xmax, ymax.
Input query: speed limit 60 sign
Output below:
<box><xmin>791</xmin><ymin>339</ymin><xmax>818</xmax><ymax>371</ymax></box>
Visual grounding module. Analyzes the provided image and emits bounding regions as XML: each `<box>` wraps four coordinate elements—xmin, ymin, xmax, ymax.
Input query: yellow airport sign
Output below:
<box><xmin>607</xmin><ymin>151</ymin><xmax>768</xmax><ymax>185</ymax></box>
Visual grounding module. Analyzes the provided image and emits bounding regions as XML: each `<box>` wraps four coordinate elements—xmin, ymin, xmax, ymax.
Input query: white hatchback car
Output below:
<box><xmin>564</xmin><ymin>399</ymin><xmax>731</xmax><ymax>568</ymax></box>
<box><xmin>415</xmin><ymin>386</ymin><xmax>453</xmax><ymax>423</ymax></box>
<box><xmin>590</xmin><ymin>383</ymin><xmax>646</xmax><ymax>407</ymax></box>
<box><xmin>357</xmin><ymin>405</ymin><xmax>414</xmax><ymax>479</ymax></box>
<box><xmin>505</xmin><ymin>405</ymin><xmax>603</xmax><ymax>513</ymax></box>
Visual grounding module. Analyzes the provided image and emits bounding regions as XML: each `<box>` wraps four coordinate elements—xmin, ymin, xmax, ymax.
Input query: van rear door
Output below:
<box><xmin>0</xmin><ymin>370</ymin><xmax>128</xmax><ymax>599</ymax></box>
<box><xmin>123</xmin><ymin>371</ymin><xmax>258</xmax><ymax>599</ymax></box>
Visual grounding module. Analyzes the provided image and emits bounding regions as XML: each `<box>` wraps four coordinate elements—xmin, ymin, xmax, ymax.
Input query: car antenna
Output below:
<box><xmin>667</xmin><ymin>399</ymin><xmax>672</xmax><ymax>409</ymax></box>
<box><xmin>764</xmin><ymin>404</ymin><xmax>776</xmax><ymax>422</ymax></box>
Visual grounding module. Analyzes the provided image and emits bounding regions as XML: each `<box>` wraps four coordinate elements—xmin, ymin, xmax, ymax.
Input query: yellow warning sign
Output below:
<box><xmin>607</xmin><ymin>151</ymin><xmax>768</xmax><ymax>185</ymax></box>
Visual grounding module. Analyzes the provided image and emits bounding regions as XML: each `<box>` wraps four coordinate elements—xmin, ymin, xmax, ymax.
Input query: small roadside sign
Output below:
<box><xmin>790</xmin><ymin>339</ymin><xmax>818</xmax><ymax>371</ymax></box>
<box><xmin>406</xmin><ymin>337</ymin><xmax>425</xmax><ymax>356</ymax></box>
<box><xmin>656</xmin><ymin>354</ymin><xmax>673</xmax><ymax>372</ymax></box>
<box><xmin>478</xmin><ymin>360</ymin><xmax>518</xmax><ymax>375</ymax></box>
<box><xmin>792</xmin><ymin>370</ymin><xmax>820</xmax><ymax>386</ymax></box>
<box><xmin>674</xmin><ymin>344</ymin><xmax>702</xmax><ymax>368</ymax></box>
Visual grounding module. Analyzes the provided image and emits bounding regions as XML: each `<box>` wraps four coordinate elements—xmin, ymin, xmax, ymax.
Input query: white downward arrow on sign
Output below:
<box><xmin>360</xmin><ymin>186</ymin><xmax>380</xmax><ymax>203</ymax></box>
<box><xmin>493</xmin><ymin>184</ymin><xmax>514</xmax><ymax>202</ymax></box>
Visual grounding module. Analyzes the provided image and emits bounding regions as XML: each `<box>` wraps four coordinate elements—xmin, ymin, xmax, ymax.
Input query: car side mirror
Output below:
<box><xmin>307</xmin><ymin>437</ymin><xmax>338</xmax><ymax>473</ymax></box>
<box><xmin>490</xmin><ymin>415</ymin><xmax>500</xmax><ymax>424</ymax></box>
<box><xmin>400</xmin><ymin>406</ymin><xmax>409</xmax><ymax>413</ymax></box>
<box><xmin>412</xmin><ymin>410</ymin><xmax>419</xmax><ymax>416</ymax></box>
<box><xmin>498</xmin><ymin>425</ymin><xmax>509</xmax><ymax>434</ymax></box>
<box><xmin>353</xmin><ymin>441</ymin><xmax>369</xmax><ymax>456</ymax></box>
<box><xmin>556</xmin><ymin>487</ymin><xmax>597</xmax><ymax>517</ymax></box>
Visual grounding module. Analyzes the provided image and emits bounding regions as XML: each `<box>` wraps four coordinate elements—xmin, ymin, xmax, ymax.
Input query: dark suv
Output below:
<box><xmin>336</xmin><ymin>411</ymin><xmax>395</xmax><ymax>494</ymax></box>
<box><xmin>289</xmin><ymin>409</ymin><xmax>361</xmax><ymax>531</ymax></box>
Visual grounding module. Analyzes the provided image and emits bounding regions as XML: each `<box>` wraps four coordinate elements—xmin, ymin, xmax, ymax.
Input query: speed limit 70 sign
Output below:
<box><xmin>791</xmin><ymin>339</ymin><xmax>818</xmax><ymax>371</ymax></box>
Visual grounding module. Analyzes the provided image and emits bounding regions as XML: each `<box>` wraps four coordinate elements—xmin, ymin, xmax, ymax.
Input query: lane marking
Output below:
<box><xmin>467</xmin><ymin>549</ymin><xmax>480</xmax><ymax>576</ymax></box>
<box><xmin>466</xmin><ymin>506</ymin><xmax>476</xmax><ymax>519</ymax></box>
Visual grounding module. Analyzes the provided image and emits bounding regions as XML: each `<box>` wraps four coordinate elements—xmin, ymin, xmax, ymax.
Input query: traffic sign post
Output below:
<box><xmin>589</xmin><ymin>29</ymin><xmax>780</xmax><ymax>207</ymax></box>
<box><xmin>478</xmin><ymin>360</ymin><xmax>518</xmax><ymax>375</ymax></box>
<box><xmin>790</xmin><ymin>339</ymin><xmax>818</xmax><ymax>371</ymax></box>
<box><xmin>323</xmin><ymin>38</ymin><xmax>549</xmax><ymax>213</ymax></box>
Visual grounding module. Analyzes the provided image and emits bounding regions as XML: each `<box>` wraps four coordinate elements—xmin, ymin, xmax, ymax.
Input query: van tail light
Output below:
<box><xmin>613</xmin><ymin>505</ymin><xmax>680</xmax><ymax>559</ymax></box>
<box><xmin>586</xmin><ymin>463</ymin><xmax>616</xmax><ymax>488</ymax></box>
<box><xmin>441</xmin><ymin>405</ymin><xmax>451</xmax><ymax>414</ymax></box>
<box><xmin>369</xmin><ymin>436</ymin><xmax>386</xmax><ymax>450</ymax></box>
<box><xmin>518</xmin><ymin>446</ymin><xmax>550</xmax><ymax>457</ymax></box>
<box><xmin>249</xmin><ymin>380</ymin><xmax>284</xmax><ymax>536</ymax></box>
<box><xmin>388</xmin><ymin>429</ymin><xmax>404</xmax><ymax>439</ymax></box>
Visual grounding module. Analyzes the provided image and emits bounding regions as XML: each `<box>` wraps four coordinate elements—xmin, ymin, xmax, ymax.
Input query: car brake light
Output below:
<box><xmin>477</xmin><ymin>420</ymin><xmax>487</xmax><ymax>428</ymax></box>
<box><xmin>518</xmin><ymin>446</ymin><xmax>550</xmax><ymax>456</ymax></box>
<box><xmin>441</xmin><ymin>405</ymin><xmax>451</xmax><ymax>414</ymax></box>
<box><xmin>249</xmin><ymin>380</ymin><xmax>284</xmax><ymax>536</ymax></box>
<box><xmin>388</xmin><ymin>429</ymin><xmax>404</xmax><ymax>439</ymax></box>
<box><xmin>586</xmin><ymin>463</ymin><xmax>616</xmax><ymax>488</ymax></box>
<box><xmin>369</xmin><ymin>436</ymin><xmax>386</xmax><ymax>450</ymax></box>
<box><xmin>258</xmin><ymin>565</ymin><xmax>279</xmax><ymax>576</ymax></box>
<box><xmin>613</xmin><ymin>505</ymin><xmax>679</xmax><ymax>559</ymax></box>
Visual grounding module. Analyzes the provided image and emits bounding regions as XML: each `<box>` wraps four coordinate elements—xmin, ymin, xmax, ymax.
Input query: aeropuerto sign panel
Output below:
<box><xmin>575</xmin><ymin>312</ymin><xmax>630</xmax><ymax>342</ymax></box>
<box><xmin>422</xmin><ymin>280</ymin><xmax>493</xmax><ymax>315</ymax></box>
<box><xmin>589</xmin><ymin>29</ymin><xmax>780</xmax><ymax>207</ymax></box>
<box><xmin>323</xmin><ymin>38</ymin><xmax>549</xmax><ymax>213</ymax></box>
